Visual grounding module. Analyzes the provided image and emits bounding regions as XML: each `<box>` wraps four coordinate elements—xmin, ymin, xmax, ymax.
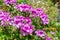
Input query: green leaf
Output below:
<box><xmin>47</xmin><ymin>32</ymin><xmax>53</xmax><ymax>38</ymax></box>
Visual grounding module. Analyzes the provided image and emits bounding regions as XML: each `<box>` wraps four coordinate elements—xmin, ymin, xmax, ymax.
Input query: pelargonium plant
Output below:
<box><xmin>0</xmin><ymin>0</ymin><xmax>58</xmax><ymax>40</ymax></box>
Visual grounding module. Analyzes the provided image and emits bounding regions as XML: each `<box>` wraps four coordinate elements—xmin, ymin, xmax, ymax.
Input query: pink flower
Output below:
<box><xmin>7</xmin><ymin>17</ymin><xmax>14</xmax><ymax>25</ymax></box>
<box><xmin>14</xmin><ymin>4</ymin><xmax>32</xmax><ymax>12</ymax></box>
<box><xmin>13</xmin><ymin>16</ymin><xmax>25</xmax><ymax>28</ymax></box>
<box><xmin>46</xmin><ymin>36</ymin><xmax>52</xmax><ymax>40</ymax></box>
<box><xmin>39</xmin><ymin>13</ymin><xmax>49</xmax><ymax>25</ymax></box>
<box><xmin>20</xmin><ymin>24</ymin><xmax>34</xmax><ymax>36</ymax></box>
<box><xmin>24</xmin><ymin>17</ymin><xmax>32</xmax><ymax>25</ymax></box>
<box><xmin>1</xmin><ymin>17</ymin><xmax>13</xmax><ymax>26</ymax></box>
<box><xmin>30</xmin><ymin>8</ymin><xmax>38</xmax><ymax>17</ymax></box>
<box><xmin>50</xmin><ymin>31</ymin><xmax>55</xmax><ymax>35</ymax></box>
<box><xmin>36</xmin><ymin>8</ymin><xmax>43</xmax><ymax>16</ymax></box>
<box><xmin>4</xmin><ymin>0</ymin><xmax>17</xmax><ymax>6</ymax></box>
<box><xmin>0</xmin><ymin>10</ymin><xmax>10</xmax><ymax>20</ymax></box>
<box><xmin>35</xmin><ymin>30</ymin><xmax>46</xmax><ymax>37</ymax></box>
<box><xmin>0</xmin><ymin>10</ymin><xmax>11</xmax><ymax>26</ymax></box>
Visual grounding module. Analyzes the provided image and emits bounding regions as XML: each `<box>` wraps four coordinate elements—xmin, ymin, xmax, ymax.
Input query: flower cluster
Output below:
<box><xmin>35</xmin><ymin>30</ymin><xmax>46</xmax><ymax>37</ymax></box>
<box><xmin>30</xmin><ymin>8</ymin><xmax>49</xmax><ymax>24</ymax></box>
<box><xmin>39</xmin><ymin>13</ymin><xmax>49</xmax><ymax>25</ymax></box>
<box><xmin>35</xmin><ymin>30</ymin><xmax>52</xmax><ymax>40</ymax></box>
<box><xmin>20</xmin><ymin>24</ymin><xmax>34</xmax><ymax>36</ymax></box>
<box><xmin>4</xmin><ymin>0</ymin><xmax>17</xmax><ymax>6</ymax></box>
<box><xmin>14</xmin><ymin>4</ymin><xmax>32</xmax><ymax>12</ymax></box>
<box><xmin>13</xmin><ymin>16</ymin><xmax>34</xmax><ymax>36</ymax></box>
<box><xmin>14</xmin><ymin>4</ymin><xmax>49</xmax><ymax>25</ymax></box>
<box><xmin>13</xmin><ymin>16</ymin><xmax>32</xmax><ymax>28</ymax></box>
<box><xmin>0</xmin><ymin>10</ymin><xmax>10</xmax><ymax>20</ymax></box>
<box><xmin>1</xmin><ymin>17</ymin><xmax>13</xmax><ymax>26</ymax></box>
<box><xmin>0</xmin><ymin>10</ymin><xmax>34</xmax><ymax>36</ymax></box>
<box><xmin>13</xmin><ymin>16</ymin><xmax>25</xmax><ymax>28</ymax></box>
<box><xmin>0</xmin><ymin>10</ymin><xmax>12</xmax><ymax>26</ymax></box>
